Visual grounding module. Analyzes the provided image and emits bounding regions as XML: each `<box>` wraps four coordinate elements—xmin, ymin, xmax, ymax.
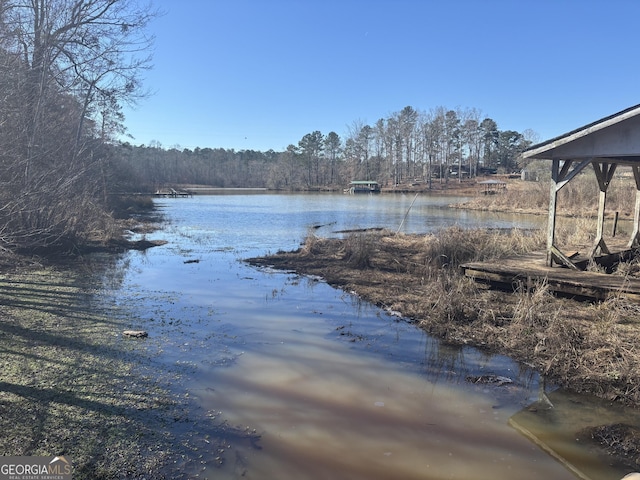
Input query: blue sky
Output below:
<box><xmin>122</xmin><ymin>0</ymin><xmax>640</xmax><ymax>151</ymax></box>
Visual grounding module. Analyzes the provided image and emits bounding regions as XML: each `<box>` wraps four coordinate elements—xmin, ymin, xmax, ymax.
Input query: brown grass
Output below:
<box><xmin>464</xmin><ymin>171</ymin><xmax>638</xmax><ymax>219</ymax></box>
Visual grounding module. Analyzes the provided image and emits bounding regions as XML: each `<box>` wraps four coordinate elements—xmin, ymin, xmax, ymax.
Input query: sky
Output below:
<box><xmin>122</xmin><ymin>0</ymin><xmax>640</xmax><ymax>152</ymax></box>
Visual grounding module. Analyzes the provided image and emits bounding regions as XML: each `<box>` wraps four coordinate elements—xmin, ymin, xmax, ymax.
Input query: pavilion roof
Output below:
<box><xmin>523</xmin><ymin>104</ymin><xmax>640</xmax><ymax>164</ymax></box>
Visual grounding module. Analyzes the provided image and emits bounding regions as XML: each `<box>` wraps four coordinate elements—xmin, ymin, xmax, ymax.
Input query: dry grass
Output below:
<box><xmin>465</xmin><ymin>172</ymin><xmax>638</xmax><ymax>219</ymax></box>
<box><xmin>614</xmin><ymin>256</ymin><xmax>640</xmax><ymax>278</ymax></box>
<box><xmin>464</xmin><ymin>180</ymin><xmax>551</xmax><ymax>214</ymax></box>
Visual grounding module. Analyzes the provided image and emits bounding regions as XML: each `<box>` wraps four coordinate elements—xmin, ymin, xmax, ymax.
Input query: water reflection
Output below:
<box><xmin>92</xmin><ymin>194</ymin><xmax>632</xmax><ymax>479</ymax></box>
<box><xmin>191</xmin><ymin>320</ymin><xmax>571</xmax><ymax>480</ymax></box>
<box><xmin>511</xmin><ymin>388</ymin><xmax>640</xmax><ymax>480</ymax></box>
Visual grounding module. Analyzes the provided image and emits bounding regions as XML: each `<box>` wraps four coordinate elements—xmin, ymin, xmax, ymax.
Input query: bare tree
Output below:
<box><xmin>0</xmin><ymin>0</ymin><xmax>156</xmax><ymax>250</ymax></box>
<box><xmin>398</xmin><ymin>106</ymin><xmax>418</xmax><ymax>178</ymax></box>
<box><xmin>461</xmin><ymin>111</ymin><xmax>482</xmax><ymax>178</ymax></box>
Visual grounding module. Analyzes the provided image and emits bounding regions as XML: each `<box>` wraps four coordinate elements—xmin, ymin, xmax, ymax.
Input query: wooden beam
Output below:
<box><xmin>592</xmin><ymin>161</ymin><xmax>617</xmax><ymax>191</ymax></box>
<box><xmin>555</xmin><ymin>158</ymin><xmax>592</xmax><ymax>191</ymax></box>
<box><xmin>629</xmin><ymin>165</ymin><xmax>640</xmax><ymax>248</ymax></box>
<box><xmin>590</xmin><ymin>161</ymin><xmax>616</xmax><ymax>257</ymax></box>
<box><xmin>550</xmin><ymin>245</ymin><xmax>580</xmax><ymax>270</ymax></box>
<box><xmin>547</xmin><ymin>160</ymin><xmax>560</xmax><ymax>266</ymax></box>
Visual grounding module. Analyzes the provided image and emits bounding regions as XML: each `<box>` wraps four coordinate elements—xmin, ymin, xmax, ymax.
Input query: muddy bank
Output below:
<box><xmin>248</xmin><ymin>229</ymin><xmax>640</xmax><ymax>471</ymax></box>
<box><xmin>247</xmin><ymin>230</ymin><xmax>640</xmax><ymax>408</ymax></box>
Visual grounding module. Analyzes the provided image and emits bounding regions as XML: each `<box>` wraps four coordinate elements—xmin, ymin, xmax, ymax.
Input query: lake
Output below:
<box><xmin>97</xmin><ymin>193</ymin><xmax>633</xmax><ymax>479</ymax></box>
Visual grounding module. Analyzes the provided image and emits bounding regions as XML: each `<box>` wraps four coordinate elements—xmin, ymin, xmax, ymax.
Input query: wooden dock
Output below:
<box><xmin>154</xmin><ymin>187</ymin><xmax>192</xmax><ymax>198</ymax></box>
<box><xmin>462</xmin><ymin>248</ymin><xmax>640</xmax><ymax>302</ymax></box>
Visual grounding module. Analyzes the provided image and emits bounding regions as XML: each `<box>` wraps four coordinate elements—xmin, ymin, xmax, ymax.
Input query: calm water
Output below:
<box><xmin>99</xmin><ymin>193</ymin><xmax>633</xmax><ymax>479</ymax></box>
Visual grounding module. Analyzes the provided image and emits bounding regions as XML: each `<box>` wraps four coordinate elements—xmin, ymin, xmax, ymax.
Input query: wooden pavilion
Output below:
<box><xmin>523</xmin><ymin>103</ymin><xmax>640</xmax><ymax>269</ymax></box>
<box><xmin>478</xmin><ymin>179</ymin><xmax>507</xmax><ymax>195</ymax></box>
<box><xmin>462</xmin><ymin>104</ymin><xmax>640</xmax><ymax>300</ymax></box>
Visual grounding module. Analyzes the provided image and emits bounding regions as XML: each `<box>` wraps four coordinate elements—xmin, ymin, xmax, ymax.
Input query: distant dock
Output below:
<box><xmin>184</xmin><ymin>187</ymin><xmax>268</xmax><ymax>194</ymax></box>
<box><xmin>154</xmin><ymin>188</ymin><xmax>192</xmax><ymax>198</ymax></box>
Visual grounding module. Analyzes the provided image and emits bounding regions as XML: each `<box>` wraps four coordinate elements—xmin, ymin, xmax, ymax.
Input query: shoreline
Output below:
<box><xmin>2</xmin><ymin>185</ymin><xmax>640</xmax><ymax>477</ymax></box>
<box><xmin>246</xmin><ymin>229</ymin><xmax>640</xmax><ymax>408</ymax></box>
<box><xmin>247</xmin><ymin>228</ymin><xmax>640</xmax><ymax>470</ymax></box>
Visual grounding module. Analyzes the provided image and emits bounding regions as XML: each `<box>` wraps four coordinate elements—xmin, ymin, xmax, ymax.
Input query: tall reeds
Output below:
<box><xmin>468</xmin><ymin>169</ymin><xmax>637</xmax><ymax>219</ymax></box>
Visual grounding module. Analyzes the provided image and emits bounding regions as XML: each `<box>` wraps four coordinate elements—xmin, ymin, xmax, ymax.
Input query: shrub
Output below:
<box><xmin>342</xmin><ymin>232</ymin><xmax>377</xmax><ymax>268</ymax></box>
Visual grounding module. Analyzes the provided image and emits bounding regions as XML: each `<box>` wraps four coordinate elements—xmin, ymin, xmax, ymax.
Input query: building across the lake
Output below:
<box><xmin>478</xmin><ymin>179</ymin><xmax>506</xmax><ymax>195</ymax></box>
<box><xmin>347</xmin><ymin>180</ymin><xmax>381</xmax><ymax>194</ymax></box>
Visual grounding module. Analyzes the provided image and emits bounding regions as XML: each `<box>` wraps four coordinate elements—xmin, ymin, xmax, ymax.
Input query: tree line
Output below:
<box><xmin>0</xmin><ymin>0</ymin><xmax>155</xmax><ymax>251</ymax></box>
<box><xmin>0</xmin><ymin>0</ymin><xmax>535</xmax><ymax>253</ymax></box>
<box><xmin>116</xmin><ymin>105</ymin><xmax>536</xmax><ymax>192</ymax></box>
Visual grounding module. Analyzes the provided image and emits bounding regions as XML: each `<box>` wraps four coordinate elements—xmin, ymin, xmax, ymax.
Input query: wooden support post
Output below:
<box><xmin>590</xmin><ymin>189</ymin><xmax>610</xmax><ymax>256</ymax></box>
<box><xmin>546</xmin><ymin>158</ymin><xmax>592</xmax><ymax>268</ymax></box>
<box><xmin>629</xmin><ymin>165</ymin><xmax>640</xmax><ymax>248</ymax></box>
<box><xmin>546</xmin><ymin>159</ymin><xmax>560</xmax><ymax>267</ymax></box>
<box><xmin>590</xmin><ymin>161</ymin><xmax>616</xmax><ymax>257</ymax></box>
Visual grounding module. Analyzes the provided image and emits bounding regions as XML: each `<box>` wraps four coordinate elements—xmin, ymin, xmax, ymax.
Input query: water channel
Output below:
<box><xmin>97</xmin><ymin>193</ymin><xmax>636</xmax><ymax>479</ymax></box>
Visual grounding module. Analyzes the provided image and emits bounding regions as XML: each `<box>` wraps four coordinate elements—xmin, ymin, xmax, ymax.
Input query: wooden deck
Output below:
<box><xmin>462</xmin><ymin>248</ymin><xmax>640</xmax><ymax>302</ymax></box>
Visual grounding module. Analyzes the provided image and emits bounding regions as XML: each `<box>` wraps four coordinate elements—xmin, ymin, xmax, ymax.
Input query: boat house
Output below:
<box><xmin>348</xmin><ymin>181</ymin><xmax>380</xmax><ymax>194</ymax></box>
<box><xmin>478</xmin><ymin>179</ymin><xmax>507</xmax><ymax>195</ymax></box>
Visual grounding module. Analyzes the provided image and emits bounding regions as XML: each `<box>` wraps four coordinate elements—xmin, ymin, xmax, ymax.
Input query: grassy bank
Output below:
<box><xmin>0</xmin><ymin>255</ymin><xmax>268</xmax><ymax>479</ymax></box>
<box><xmin>248</xmin><ymin>227</ymin><xmax>640</xmax><ymax>408</ymax></box>
<box><xmin>0</xmin><ymin>264</ymin><xmax>179</xmax><ymax>478</ymax></box>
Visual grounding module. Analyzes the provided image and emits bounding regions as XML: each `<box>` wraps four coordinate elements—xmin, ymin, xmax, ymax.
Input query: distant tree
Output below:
<box><xmin>373</xmin><ymin>118</ymin><xmax>391</xmax><ymax>185</ymax></box>
<box><xmin>461</xmin><ymin>117</ymin><xmax>481</xmax><ymax>177</ymax></box>
<box><xmin>399</xmin><ymin>106</ymin><xmax>418</xmax><ymax>178</ymax></box>
<box><xmin>444</xmin><ymin>110</ymin><xmax>460</xmax><ymax>182</ymax></box>
<box><xmin>298</xmin><ymin>131</ymin><xmax>324</xmax><ymax>186</ymax></box>
<box><xmin>424</xmin><ymin>108</ymin><xmax>446</xmax><ymax>183</ymax></box>
<box><xmin>480</xmin><ymin>118</ymin><xmax>499</xmax><ymax>170</ymax></box>
<box><xmin>267</xmin><ymin>145</ymin><xmax>299</xmax><ymax>189</ymax></box>
<box><xmin>358</xmin><ymin>125</ymin><xmax>374</xmax><ymax>179</ymax></box>
<box><xmin>324</xmin><ymin>131</ymin><xmax>342</xmax><ymax>185</ymax></box>
<box><xmin>345</xmin><ymin>121</ymin><xmax>377</xmax><ymax>181</ymax></box>
<box><xmin>386</xmin><ymin>115</ymin><xmax>402</xmax><ymax>184</ymax></box>
<box><xmin>497</xmin><ymin>130</ymin><xmax>531</xmax><ymax>172</ymax></box>
<box><xmin>418</xmin><ymin>111</ymin><xmax>436</xmax><ymax>187</ymax></box>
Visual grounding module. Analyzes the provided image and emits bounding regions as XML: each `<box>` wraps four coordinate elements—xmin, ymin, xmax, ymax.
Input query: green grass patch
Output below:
<box><xmin>0</xmin><ymin>266</ymin><xmax>175</xmax><ymax>478</ymax></box>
